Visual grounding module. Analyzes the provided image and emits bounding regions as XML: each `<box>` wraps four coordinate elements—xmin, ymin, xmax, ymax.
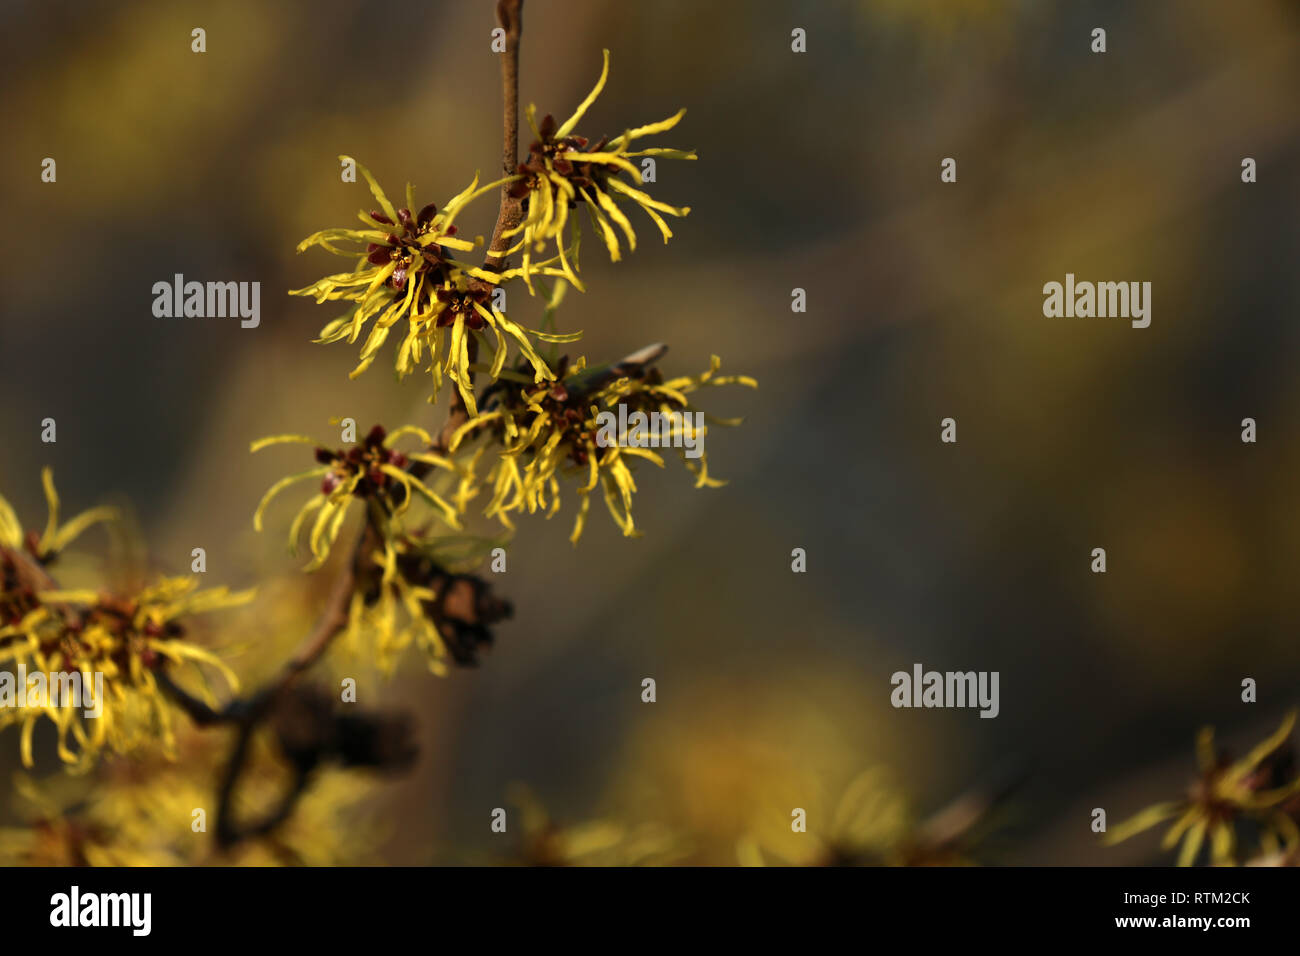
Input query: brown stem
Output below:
<box><xmin>4</xmin><ymin>546</ymin><xmax>58</xmax><ymax>594</ymax></box>
<box><xmin>483</xmin><ymin>0</ymin><xmax>525</xmax><ymax>271</ymax></box>
<box><xmin>274</xmin><ymin>521</ymin><xmax>373</xmax><ymax>684</ymax></box>
<box><xmin>1</xmin><ymin>546</ymin><xmax>84</xmax><ymax>634</ymax></box>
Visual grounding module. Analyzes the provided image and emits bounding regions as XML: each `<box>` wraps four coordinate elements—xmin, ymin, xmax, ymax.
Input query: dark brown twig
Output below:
<box><xmin>483</xmin><ymin>0</ymin><xmax>525</xmax><ymax>272</ymax></box>
<box><xmin>4</xmin><ymin>546</ymin><xmax>58</xmax><ymax>594</ymax></box>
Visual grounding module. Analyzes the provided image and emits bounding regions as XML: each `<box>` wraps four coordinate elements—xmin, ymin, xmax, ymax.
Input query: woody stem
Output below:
<box><xmin>484</xmin><ymin>0</ymin><xmax>525</xmax><ymax>271</ymax></box>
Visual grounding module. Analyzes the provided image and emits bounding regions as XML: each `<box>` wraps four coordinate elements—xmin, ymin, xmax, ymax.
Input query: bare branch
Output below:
<box><xmin>484</xmin><ymin>0</ymin><xmax>525</xmax><ymax>271</ymax></box>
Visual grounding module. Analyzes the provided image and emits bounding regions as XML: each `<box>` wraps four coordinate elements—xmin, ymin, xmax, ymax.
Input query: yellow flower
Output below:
<box><xmin>421</xmin><ymin>272</ymin><xmax>580</xmax><ymax>417</ymax></box>
<box><xmin>738</xmin><ymin>768</ymin><xmax>912</xmax><ymax>867</ymax></box>
<box><xmin>448</xmin><ymin>351</ymin><xmax>755</xmax><ymax>544</ymax></box>
<box><xmin>0</xmin><ymin>467</ymin><xmax>117</xmax><ymax>562</ymax></box>
<box><xmin>503</xmin><ymin>49</ymin><xmax>696</xmax><ymax>292</ymax></box>
<box><xmin>0</xmin><ymin>729</ymin><xmax>380</xmax><ymax>865</ymax></box>
<box><xmin>737</xmin><ymin>768</ymin><xmax>997</xmax><ymax>867</ymax></box>
<box><xmin>1104</xmin><ymin>711</ymin><xmax>1300</xmax><ymax>865</ymax></box>
<box><xmin>0</xmin><ymin>576</ymin><xmax>251</xmax><ymax>771</ymax></box>
<box><xmin>499</xmin><ymin>784</ymin><xmax>685</xmax><ymax>866</ymax></box>
<box><xmin>251</xmin><ymin>423</ymin><xmax>469</xmax><ymax>570</ymax></box>
<box><xmin>342</xmin><ymin>531</ymin><xmax>512</xmax><ymax>677</ymax></box>
<box><xmin>291</xmin><ymin>160</ymin><xmax>573</xmax><ymax>412</ymax></box>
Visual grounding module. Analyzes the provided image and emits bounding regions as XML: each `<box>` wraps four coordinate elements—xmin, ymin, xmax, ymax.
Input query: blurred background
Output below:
<box><xmin>1</xmin><ymin>0</ymin><xmax>1299</xmax><ymax>864</ymax></box>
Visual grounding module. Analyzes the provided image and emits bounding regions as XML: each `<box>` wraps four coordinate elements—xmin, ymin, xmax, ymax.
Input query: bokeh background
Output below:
<box><xmin>2</xmin><ymin>0</ymin><xmax>1299</xmax><ymax>864</ymax></box>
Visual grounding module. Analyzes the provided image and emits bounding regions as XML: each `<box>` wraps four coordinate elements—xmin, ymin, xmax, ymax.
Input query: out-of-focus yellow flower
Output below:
<box><xmin>291</xmin><ymin>161</ymin><xmax>575</xmax><ymax>413</ymax></box>
<box><xmin>504</xmin><ymin>50</ymin><xmax>696</xmax><ymax>292</ymax></box>
<box><xmin>0</xmin><ymin>729</ymin><xmax>380</xmax><ymax>865</ymax></box>
<box><xmin>497</xmin><ymin>784</ymin><xmax>685</xmax><ymax>866</ymax></box>
<box><xmin>449</xmin><ymin>353</ymin><xmax>755</xmax><ymax>544</ymax></box>
<box><xmin>739</xmin><ymin>766</ymin><xmax>1005</xmax><ymax>867</ymax></box>
<box><xmin>1247</xmin><ymin>845</ymin><xmax>1300</xmax><ymax>867</ymax></box>
<box><xmin>343</xmin><ymin>531</ymin><xmax>512</xmax><ymax>677</ymax></box>
<box><xmin>739</xmin><ymin>768</ymin><xmax>919</xmax><ymax>867</ymax></box>
<box><xmin>251</xmin><ymin>423</ymin><xmax>470</xmax><ymax>570</ymax></box>
<box><xmin>0</xmin><ymin>576</ymin><xmax>251</xmax><ymax>771</ymax></box>
<box><xmin>1105</xmin><ymin>711</ymin><xmax>1300</xmax><ymax>865</ymax></box>
<box><xmin>0</xmin><ymin>468</ymin><xmax>117</xmax><ymax>562</ymax></box>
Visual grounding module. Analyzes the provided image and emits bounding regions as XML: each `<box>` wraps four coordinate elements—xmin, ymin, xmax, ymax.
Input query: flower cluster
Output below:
<box><xmin>448</xmin><ymin>353</ymin><xmax>756</xmax><ymax>543</ymax></box>
<box><xmin>503</xmin><ymin>50</ymin><xmax>696</xmax><ymax>291</ymax></box>
<box><xmin>0</xmin><ymin>573</ymin><xmax>250</xmax><ymax>770</ymax></box>
<box><xmin>1104</xmin><ymin>712</ymin><xmax>1300</xmax><ymax>865</ymax></box>
<box><xmin>290</xmin><ymin>50</ymin><xmax>693</xmax><ymax>418</ymax></box>
<box><xmin>2</xmin><ymin>8</ymin><xmax>757</xmax><ymax>867</ymax></box>
<box><xmin>292</xmin><ymin>163</ymin><xmax>577</xmax><ymax>415</ymax></box>
<box><xmin>496</xmin><ymin>784</ymin><xmax>686</xmax><ymax>866</ymax></box>
<box><xmin>252</xmin><ymin>423</ymin><xmax>470</xmax><ymax>569</ymax></box>
<box><xmin>252</xmin><ymin>424</ymin><xmax>519</xmax><ymax>672</ymax></box>
<box><xmin>738</xmin><ymin>768</ymin><xmax>997</xmax><ymax>867</ymax></box>
<box><xmin>0</xmin><ymin>728</ymin><xmax>380</xmax><ymax>865</ymax></box>
<box><xmin>345</xmin><ymin>530</ymin><xmax>513</xmax><ymax>676</ymax></box>
<box><xmin>2</xmin><ymin>471</ymin><xmax>249</xmax><ymax>770</ymax></box>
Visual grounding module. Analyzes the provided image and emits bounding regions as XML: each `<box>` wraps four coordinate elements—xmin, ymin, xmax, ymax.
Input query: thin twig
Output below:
<box><xmin>4</xmin><ymin>546</ymin><xmax>57</xmax><ymax>593</ymax></box>
<box><xmin>483</xmin><ymin>0</ymin><xmax>525</xmax><ymax>271</ymax></box>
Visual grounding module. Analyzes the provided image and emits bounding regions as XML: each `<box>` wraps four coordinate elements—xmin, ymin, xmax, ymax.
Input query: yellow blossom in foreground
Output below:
<box><xmin>251</xmin><ymin>423</ymin><xmax>470</xmax><ymax>570</ymax></box>
<box><xmin>448</xmin><ymin>353</ymin><xmax>755</xmax><ymax>544</ymax></box>
<box><xmin>1104</xmin><ymin>711</ymin><xmax>1300</xmax><ymax>865</ymax></box>
<box><xmin>0</xmin><ymin>729</ymin><xmax>379</xmax><ymax>865</ymax></box>
<box><xmin>504</xmin><ymin>49</ymin><xmax>696</xmax><ymax>292</ymax></box>
<box><xmin>291</xmin><ymin>160</ymin><xmax>575</xmax><ymax>413</ymax></box>
<box><xmin>343</xmin><ymin>532</ymin><xmax>513</xmax><ymax>677</ymax></box>
<box><xmin>0</xmin><ymin>576</ymin><xmax>250</xmax><ymax>771</ymax></box>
